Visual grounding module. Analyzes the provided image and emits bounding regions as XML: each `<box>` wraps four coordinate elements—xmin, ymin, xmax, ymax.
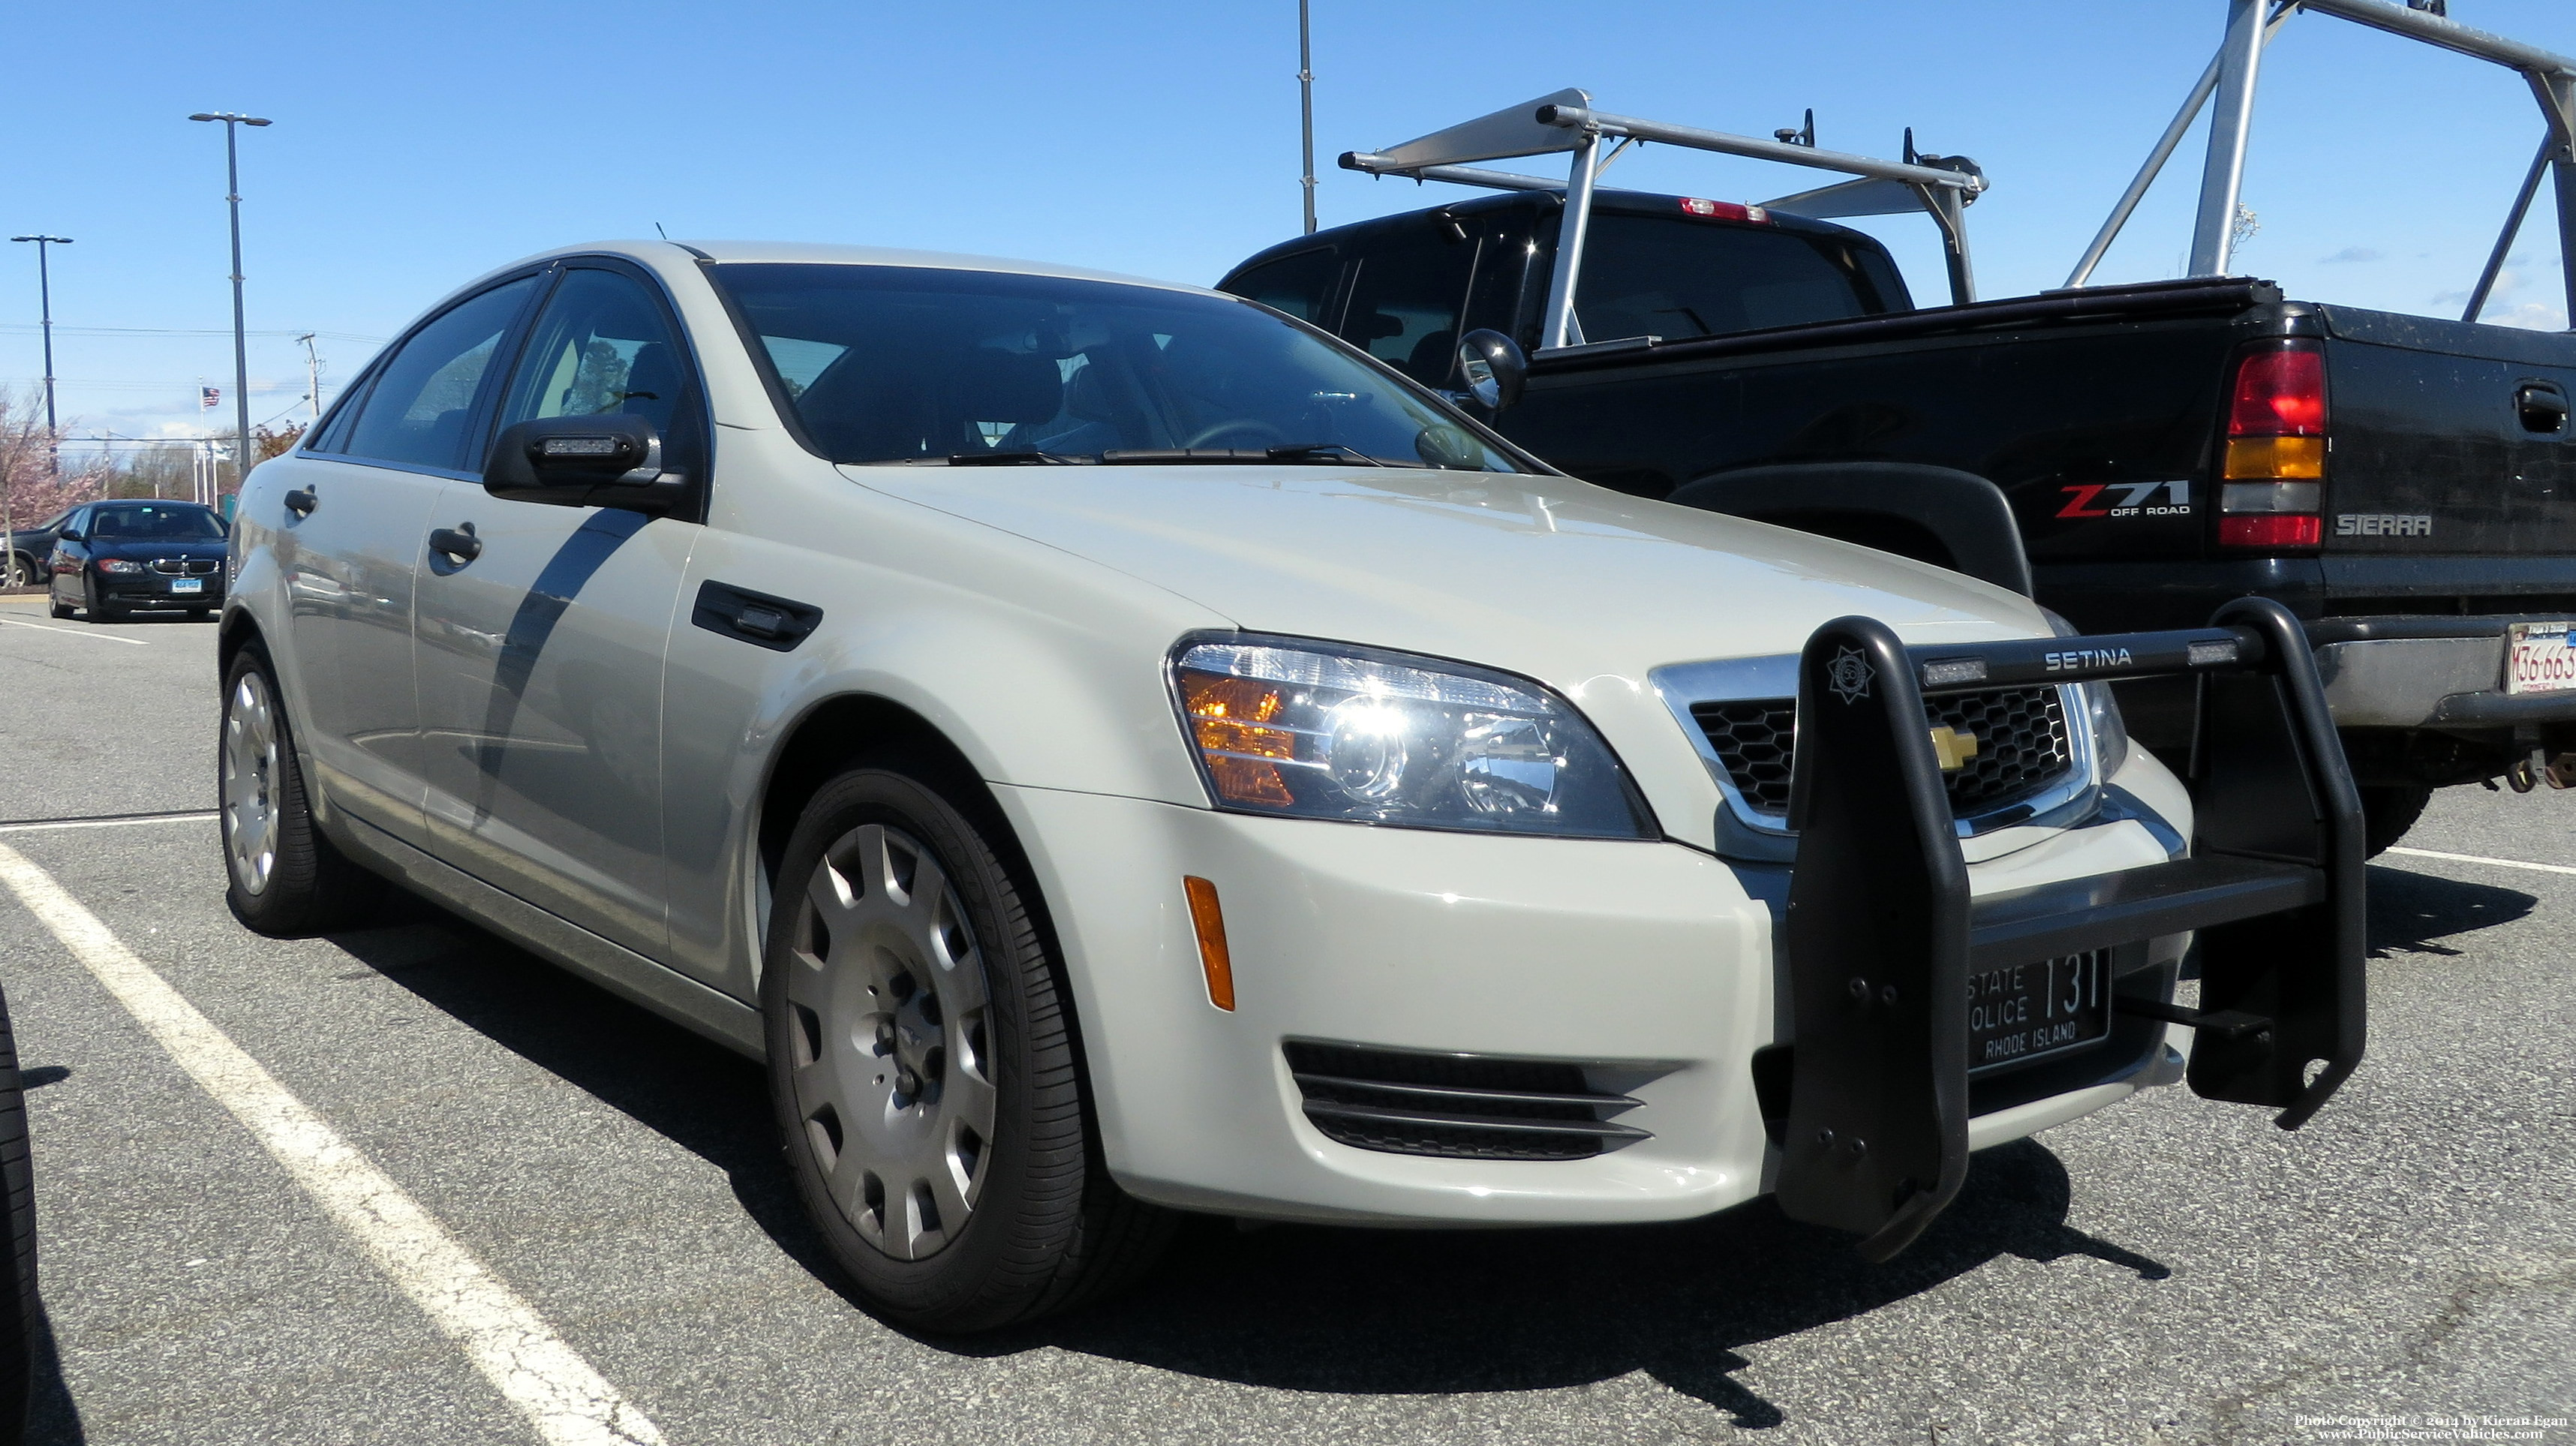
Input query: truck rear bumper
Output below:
<box><xmin>2307</xmin><ymin>616</ymin><xmax>2576</xmax><ymax>730</ymax></box>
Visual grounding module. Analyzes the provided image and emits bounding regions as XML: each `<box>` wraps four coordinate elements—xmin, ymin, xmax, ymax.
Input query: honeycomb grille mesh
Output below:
<box><xmin>1690</xmin><ymin>687</ymin><xmax>2074</xmax><ymax>817</ymax></box>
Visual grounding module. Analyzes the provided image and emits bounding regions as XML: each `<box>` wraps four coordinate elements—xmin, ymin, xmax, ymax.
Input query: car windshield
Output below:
<box><xmin>89</xmin><ymin>504</ymin><xmax>224</xmax><ymax>541</ymax></box>
<box><xmin>709</xmin><ymin>263</ymin><xmax>1528</xmax><ymax>471</ymax></box>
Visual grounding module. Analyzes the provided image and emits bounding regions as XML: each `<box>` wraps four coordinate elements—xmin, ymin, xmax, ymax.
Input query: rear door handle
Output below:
<box><xmin>2517</xmin><ymin>382</ymin><xmax>2568</xmax><ymax>433</ymax></box>
<box><xmin>428</xmin><ymin>524</ymin><xmax>482</xmax><ymax>565</ymax></box>
<box><xmin>284</xmin><ymin>488</ymin><xmax>318</xmax><ymax>516</ymax></box>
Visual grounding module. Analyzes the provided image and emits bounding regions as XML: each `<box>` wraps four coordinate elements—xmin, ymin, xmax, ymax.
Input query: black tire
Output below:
<box><xmin>86</xmin><ymin>586</ymin><xmax>120</xmax><ymax>626</ymax></box>
<box><xmin>219</xmin><ymin>648</ymin><xmax>385</xmax><ymax>936</ymax></box>
<box><xmin>187</xmin><ymin>608</ymin><xmax>212</xmax><ymax>623</ymax></box>
<box><xmin>44</xmin><ymin>602</ymin><xmax>69</xmax><ymax>621</ymax></box>
<box><xmin>2361</xmin><ymin>783</ymin><xmax>2434</xmax><ymax>858</ymax></box>
<box><xmin>762</xmin><ymin>763</ymin><xmax>1171</xmax><ymax>1333</ymax></box>
<box><xmin>0</xmin><ymin>986</ymin><xmax>38</xmax><ymax>1446</ymax></box>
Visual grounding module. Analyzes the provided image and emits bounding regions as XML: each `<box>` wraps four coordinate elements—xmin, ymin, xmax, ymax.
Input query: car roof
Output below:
<box><xmin>467</xmin><ymin>239</ymin><xmax>1214</xmax><ymax>302</ymax></box>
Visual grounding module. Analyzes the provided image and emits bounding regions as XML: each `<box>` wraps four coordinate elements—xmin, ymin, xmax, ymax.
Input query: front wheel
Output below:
<box><xmin>2361</xmin><ymin>783</ymin><xmax>2434</xmax><ymax>858</ymax></box>
<box><xmin>763</xmin><ymin>765</ymin><xmax>1170</xmax><ymax>1333</ymax></box>
<box><xmin>219</xmin><ymin>649</ymin><xmax>383</xmax><ymax>935</ymax></box>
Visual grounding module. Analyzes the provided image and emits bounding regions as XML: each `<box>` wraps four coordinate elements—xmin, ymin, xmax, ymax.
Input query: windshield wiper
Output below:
<box><xmin>943</xmin><ymin>449</ymin><xmax>1087</xmax><ymax>465</ymax></box>
<box><xmin>1097</xmin><ymin>443</ymin><xmax>1393</xmax><ymax>467</ymax></box>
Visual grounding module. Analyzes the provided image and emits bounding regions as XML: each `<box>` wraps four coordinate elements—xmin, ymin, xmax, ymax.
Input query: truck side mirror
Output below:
<box><xmin>485</xmin><ymin>415</ymin><xmax>686</xmax><ymax>513</ymax></box>
<box><xmin>1456</xmin><ymin>329</ymin><xmax>1527</xmax><ymax>412</ymax></box>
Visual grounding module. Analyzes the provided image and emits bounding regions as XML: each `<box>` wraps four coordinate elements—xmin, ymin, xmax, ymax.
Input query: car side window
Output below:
<box><xmin>1337</xmin><ymin>227</ymin><xmax>1476</xmax><ymax>387</ymax></box>
<box><xmin>492</xmin><ymin>267</ymin><xmax>702</xmax><ymax>479</ymax></box>
<box><xmin>1226</xmin><ymin>248</ymin><xmax>1339</xmax><ymax>326</ymax></box>
<box><xmin>341</xmin><ymin>277</ymin><xmax>539</xmax><ymax>472</ymax></box>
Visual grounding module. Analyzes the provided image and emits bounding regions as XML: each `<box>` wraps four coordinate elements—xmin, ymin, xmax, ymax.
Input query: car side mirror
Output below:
<box><xmin>58</xmin><ymin>526</ymin><xmax>83</xmax><ymax>543</ymax></box>
<box><xmin>1456</xmin><ymin>329</ymin><xmax>1527</xmax><ymax>412</ymax></box>
<box><xmin>485</xmin><ymin>415</ymin><xmax>687</xmax><ymax>513</ymax></box>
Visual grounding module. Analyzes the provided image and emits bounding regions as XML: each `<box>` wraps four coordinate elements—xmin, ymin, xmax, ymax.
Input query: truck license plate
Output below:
<box><xmin>170</xmin><ymin>577</ymin><xmax>204</xmax><ymax>594</ymax></box>
<box><xmin>2505</xmin><ymin>621</ymin><xmax>2576</xmax><ymax>694</ymax></box>
<box><xmin>1967</xmin><ymin>951</ymin><xmax>2109</xmax><ymax>1075</ymax></box>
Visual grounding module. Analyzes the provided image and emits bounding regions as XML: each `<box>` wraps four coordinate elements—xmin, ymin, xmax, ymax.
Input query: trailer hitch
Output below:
<box><xmin>1773</xmin><ymin>597</ymin><xmax>2366</xmax><ymax>1261</ymax></box>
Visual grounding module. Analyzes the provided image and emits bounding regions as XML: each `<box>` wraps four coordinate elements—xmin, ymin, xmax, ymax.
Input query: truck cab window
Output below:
<box><xmin>1228</xmin><ymin>248</ymin><xmax>1338</xmax><ymax>325</ymax></box>
<box><xmin>1339</xmin><ymin>229</ymin><xmax>1476</xmax><ymax>387</ymax></box>
<box><xmin>1575</xmin><ymin>214</ymin><xmax>1909</xmax><ymax>342</ymax></box>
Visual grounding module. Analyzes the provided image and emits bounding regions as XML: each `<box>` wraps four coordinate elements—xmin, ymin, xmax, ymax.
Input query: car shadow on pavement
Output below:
<box><xmin>2365</xmin><ymin>863</ymin><xmax>2533</xmax><ymax>960</ymax></box>
<box><xmin>27</xmin><ymin>1296</ymin><xmax>88</xmax><ymax>1446</ymax></box>
<box><xmin>989</xmin><ymin>1140</ymin><xmax>2165</xmax><ymax>1426</ymax></box>
<box><xmin>326</xmin><ymin>902</ymin><xmax>2169</xmax><ymax>1429</ymax></box>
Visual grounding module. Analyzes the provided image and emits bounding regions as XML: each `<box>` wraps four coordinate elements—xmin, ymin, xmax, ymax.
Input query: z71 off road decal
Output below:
<box><xmin>2056</xmin><ymin>480</ymin><xmax>2192</xmax><ymax>519</ymax></box>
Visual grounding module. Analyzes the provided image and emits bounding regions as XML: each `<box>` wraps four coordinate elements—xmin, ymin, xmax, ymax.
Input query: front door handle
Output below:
<box><xmin>2517</xmin><ymin>382</ymin><xmax>2568</xmax><ymax>434</ymax></box>
<box><xmin>284</xmin><ymin>488</ymin><xmax>318</xmax><ymax>516</ymax></box>
<box><xmin>428</xmin><ymin>524</ymin><xmax>482</xmax><ymax>565</ymax></box>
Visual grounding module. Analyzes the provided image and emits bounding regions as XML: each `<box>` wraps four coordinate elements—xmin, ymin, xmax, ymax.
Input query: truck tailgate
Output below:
<box><xmin>2319</xmin><ymin>307</ymin><xmax>2576</xmax><ymax>561</ymax></box>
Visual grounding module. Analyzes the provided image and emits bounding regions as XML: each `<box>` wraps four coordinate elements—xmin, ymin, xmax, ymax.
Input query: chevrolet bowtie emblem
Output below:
<box><xmin>1929</xmin><ymin>725</ymin><xmax>1981</xmax><ymax>772</ymax></box>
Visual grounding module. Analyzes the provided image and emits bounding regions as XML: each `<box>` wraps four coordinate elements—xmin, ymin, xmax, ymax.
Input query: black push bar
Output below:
<box><xmin>1774</xmin><ymin>597</ymin><xmax>2366</xmax><ymax>1261</ymax></box>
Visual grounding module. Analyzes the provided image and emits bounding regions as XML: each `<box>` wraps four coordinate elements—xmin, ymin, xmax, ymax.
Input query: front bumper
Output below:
<box><xmin>995</xmin><ymin>771</ymin><xmax>2190</xmax><ymax>1229</ymax></box>
<box><xmin>95</xmin><ymin>573</ymin><xmax>225</xmax><ymax>607</ymax></box>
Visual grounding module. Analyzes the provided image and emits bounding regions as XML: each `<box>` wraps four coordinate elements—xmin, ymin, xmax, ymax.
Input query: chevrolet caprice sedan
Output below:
<box><xmin>219</xmin><ymin>242</ymin><xmax>2203</xmax><ymax>1332</ymax></box>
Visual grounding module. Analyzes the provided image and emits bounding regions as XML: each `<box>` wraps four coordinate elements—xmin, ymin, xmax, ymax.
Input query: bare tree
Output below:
<box><xmin>0</xmin><ymin>388</ymin><xmax>110</xmax><ymax>588</ymax></box>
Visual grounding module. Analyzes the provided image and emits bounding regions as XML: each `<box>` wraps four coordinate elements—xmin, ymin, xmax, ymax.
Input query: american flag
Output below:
<box><xmin>200</xmin><ymin>385</ymin><xmax>220</xmax><ymax>410</ymax></box>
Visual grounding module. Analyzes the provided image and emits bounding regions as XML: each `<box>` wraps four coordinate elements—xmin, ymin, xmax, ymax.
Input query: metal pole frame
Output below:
<box><xmin>224</xmin><ymin>120</ymin><xmax>255</xmax><ymax>495</ymax></box>
<box><xmin>1298</xmin><ymin>0</ymin><xmax>1318</xmax><ymax>236</ymax></box>
<box><xmin>2190</xmin><ymin>0</ymin><xmax>2271</xmax><ymax>276</ymax></box>
<box><xmin>1540</xmin><ymin>131</ymin><xmax>1602</xmax><ymax>350</ymax></box>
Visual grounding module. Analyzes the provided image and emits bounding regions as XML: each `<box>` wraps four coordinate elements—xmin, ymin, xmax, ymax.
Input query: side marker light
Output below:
<box><xmin>1183</xmin><ymin>876</ymin><xmax>1235</xmax><ymax>1012</ymax></box>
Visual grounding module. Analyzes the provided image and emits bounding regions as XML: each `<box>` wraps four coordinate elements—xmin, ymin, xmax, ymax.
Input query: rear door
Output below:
<box><xmin>413</xmin><ymin>262</ymin><xmax>705</xmax><ymax>959</ymax></box>
<box><xmin>273</xmin><ymin>275</ymin><xmax>540</xmax><ymax>843</ymax></box>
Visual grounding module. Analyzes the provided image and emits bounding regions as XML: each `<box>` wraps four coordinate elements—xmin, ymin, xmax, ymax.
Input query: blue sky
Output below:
<box><xmin>7</xmin><ymin>0</ymin><xmax>2574</xmax><ymax>452</ymax></box>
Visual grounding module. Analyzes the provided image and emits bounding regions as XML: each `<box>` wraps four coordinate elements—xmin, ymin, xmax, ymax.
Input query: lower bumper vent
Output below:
<box><xmin>1283</xmin><ymin>1041</ymin><xmax>1650</xmax><ymax>1161</ymax></box>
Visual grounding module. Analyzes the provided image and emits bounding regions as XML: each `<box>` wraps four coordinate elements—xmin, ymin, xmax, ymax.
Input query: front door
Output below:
<box><xmin>275</xmin><ymin>275</ymin><xmax>538</xmax><ymax>843</ymax></box>
<box><xmin>413</xmin><ymin>265</ymin><xmax>704</xmax><ymax>958</ymax></box>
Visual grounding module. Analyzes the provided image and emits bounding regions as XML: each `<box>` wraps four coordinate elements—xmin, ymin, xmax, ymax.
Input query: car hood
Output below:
<box><xmin>90</xmin><ymin>539</ymin><xmax>227</xmax><ymax>558</ymax></box>
<box><xmin>849</xmin><ymin>463</ymin><xmax>2051</xmax><ymax>684</ymax></box>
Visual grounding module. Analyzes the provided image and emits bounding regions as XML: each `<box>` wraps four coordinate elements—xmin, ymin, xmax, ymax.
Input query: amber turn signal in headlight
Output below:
<box><xmin>1169</xmin><ymin>635</ymin><xmax>1655</xmax><ymax>839</ymax></box>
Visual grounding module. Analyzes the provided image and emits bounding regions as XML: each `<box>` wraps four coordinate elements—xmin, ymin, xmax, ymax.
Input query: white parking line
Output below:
<box><xmin>0</xmin><ymin>617</ymin><xmax>148</xmax><ymax>645</ymax></box>
<box><xmin>0</xmin><ymin>810</ymin><xmax>218</xmax><ymax>835</ymax></box>
<box><xmin>2385</xmin><ymin>845</ymin><xmax>2576</xmax><ymax>878</ymax></box>
<box><xmin>0</xmin><ymin>843</ymin><xmax>667</xmax><ymax>1446</ymax></box>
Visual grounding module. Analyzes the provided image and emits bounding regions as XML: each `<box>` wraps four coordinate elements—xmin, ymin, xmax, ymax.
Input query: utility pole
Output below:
<box><xmin>189</xmin><ymin>111</ymin><xmax>271</xmax><ymax>495</ymax></box>
<box><xmin>1298</xmin><ymin>0</ymin><xmax>1317</xmax><ymax>235</ymax></box>
<box><xmin>5</xmin><ymin>235</ymin><xmax>68</xmax><ymax>588</ymax></box>
<box><xmin>297</xmin><ymin>333</ymin><xmax>322</xmax><ymax>422</ymax></box>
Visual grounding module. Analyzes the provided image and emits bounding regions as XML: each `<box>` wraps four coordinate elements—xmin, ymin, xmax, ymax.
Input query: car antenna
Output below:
<box><xmin>654</xmin><ymin>221</ymin><xmax>670</xmax><ymax>241</ymax></box>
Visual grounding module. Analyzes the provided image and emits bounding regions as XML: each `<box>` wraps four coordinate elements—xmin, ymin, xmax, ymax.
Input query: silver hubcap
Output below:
<box><xmin>786</xmin><ymin>823</ymin><xmax>997</xmax><ymax>1261</ymax></box>
<box><xmin>221</xmin><ymin>671</ymin><xmax>282</xmax><ymax>896</ymax></box>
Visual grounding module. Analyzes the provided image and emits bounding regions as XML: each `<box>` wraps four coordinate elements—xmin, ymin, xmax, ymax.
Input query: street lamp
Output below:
<box><xmin>7</xmin><ymin>235</ymin><xmax>69</xmax><ymax>589</ymax></box>
<box><xmin>188</xmin><ymin>111</ymin><xmax>270</xmax><ymax>494</ymax></box>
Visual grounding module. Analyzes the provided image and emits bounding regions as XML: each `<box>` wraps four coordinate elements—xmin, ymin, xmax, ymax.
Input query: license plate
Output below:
<box><xmin>2505</xmin><ymin>621</ymin><xmax>2576</xmax><ymax>694</ymax></box>
<box><xmin>170</xmin><ymin>577</ymin><xmax>204</xmax><ymax>594</ymax></box>
<box><xmin>1967</xmin><ymin>951</ymin><xmax>2109</xmax><ymax>1075</ymax></box>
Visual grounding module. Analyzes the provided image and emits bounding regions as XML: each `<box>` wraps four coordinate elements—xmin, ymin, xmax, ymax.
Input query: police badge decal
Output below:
<box><xmin>1826</xmin><ymin>645</ymin><xmax>1874</xmax><ymax>704</ymax></box>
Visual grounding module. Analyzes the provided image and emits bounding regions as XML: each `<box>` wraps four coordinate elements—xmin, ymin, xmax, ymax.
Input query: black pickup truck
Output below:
<box><xmin>1222</xmin><ymin>186</ymin><xmax>2576</xmax><ymax>849</ymax></box>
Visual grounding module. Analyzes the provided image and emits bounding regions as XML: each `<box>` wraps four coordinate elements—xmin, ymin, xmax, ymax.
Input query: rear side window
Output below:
<box><xmin>1338</xmin><ymin>230</ymin><xmax>1476</xmax><ymax>386</ymax></box>
<box><xmin>341</xmin><ymin>278</ymin><xmax>538</xmax><ymax>471</ymax></box>
<box><xmin>1225</xmin><ymin>248</ymin><xmax>1338</xmax><ymax>324</ymax></box>
<box><xmin>1575</xmin><ymin>214</ymin><xmax>1909</xmax><ymax>341</ymax></box>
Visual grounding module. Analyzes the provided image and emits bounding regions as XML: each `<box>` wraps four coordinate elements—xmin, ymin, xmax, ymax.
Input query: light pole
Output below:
<box><xmin>7</xmin><ymin>234</ymin><xmax>71</xmax><ymax>588</ymax></box>
<box><xmin>188</xmin><ymin>111</ymin><xmax>270</xmax><ymax>494</ymax></box>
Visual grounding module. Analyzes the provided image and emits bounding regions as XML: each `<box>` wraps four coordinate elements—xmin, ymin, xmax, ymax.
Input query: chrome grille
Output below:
<box><xmin>1284</xmin><ymin>1042</ymin><xmax>1650</xmax><ymax>1161</ymax></box>
<box><xmin>1690</xmin><ymin>686</ymin><xmax>2074</xmax><ymax>819</ymax></box>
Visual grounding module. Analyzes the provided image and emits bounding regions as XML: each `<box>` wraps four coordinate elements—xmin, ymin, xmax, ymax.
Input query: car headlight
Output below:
<box><xmin>1171</xmin><ymin>635</ymin><xmax>1655</xmax><ymax>838</ymax></box>
<box><xmin>96</xmin><ymin>558</ymin><xmax>143</xmax><ymax>574</ymax></box>
<box><xmin>2044</xmin><ymin>609</ymin><xmax>2131</xmax><ymax>778</ymax></box>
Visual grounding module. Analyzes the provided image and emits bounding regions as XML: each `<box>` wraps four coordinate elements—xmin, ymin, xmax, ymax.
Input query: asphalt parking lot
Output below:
<box><xmin>0</xmin><ymin>590</ymin><xmax>2568</xmax><ymax>1446</ymax></box>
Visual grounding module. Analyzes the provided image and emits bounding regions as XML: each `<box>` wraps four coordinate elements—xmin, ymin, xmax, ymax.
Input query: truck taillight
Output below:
<box><xmin>1679</xmin><ymin>197</ymin><xmax>1770</xmax><ymax>224</ymax></box>
<box><xmin>2219</xmin><ymin>339</ymin><xmax>2327</xmax><ymax>551</ymax></box>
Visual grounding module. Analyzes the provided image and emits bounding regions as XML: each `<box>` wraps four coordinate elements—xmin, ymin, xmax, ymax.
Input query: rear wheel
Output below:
<box><xmin>763</xmin><ymin>764</ymin><xmax>1171</xmax><ymax>1333</ymax></box>
<box><xmin>2361</xmin><ymin>783</ymin><xmax>2434</xmax><ymax>858</ymax></box>
<box><xmin>220</xmin><ymin>649</ymin><xmax>384</xmax><ymax>935</ymax></box>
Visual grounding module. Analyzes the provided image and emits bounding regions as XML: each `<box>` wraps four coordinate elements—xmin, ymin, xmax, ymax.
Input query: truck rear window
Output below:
<box><xmin>1574</xmin><ymin>214</ymin><xmax>1911</xmax><ymax>342</ymax></box>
